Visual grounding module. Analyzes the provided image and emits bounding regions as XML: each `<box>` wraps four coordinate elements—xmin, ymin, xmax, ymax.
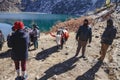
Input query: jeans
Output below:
<box><xmin>33</xmin><ymin>39</ymin><xmax>38</xmax><ymax>49</ymax></box>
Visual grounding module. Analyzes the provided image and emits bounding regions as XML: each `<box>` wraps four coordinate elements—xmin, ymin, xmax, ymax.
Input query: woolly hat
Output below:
<box><xmin>14</xmin><ymin>21</ymin><xmax>24</xmax><ymax>30</ymax></box>
<box><xmin>84</xmin><ymin>19</ymin><xmax>89</xmax><ymax>23</ymax></box>
<box><xmin>107</xmin><ymin>19</ymin><xmax>113</xmax><ymax>25</ymax></box>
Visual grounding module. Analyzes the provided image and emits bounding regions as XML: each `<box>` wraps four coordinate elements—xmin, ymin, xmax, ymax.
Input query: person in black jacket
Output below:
<box><xmin>98</xmin><ymin>19</ymin><xmax>117</xmax><ymax>61</ymax></box>
<box><xmin>75</xmin><ymin>19</ymin><xmax>92</xmax><ymax>58</ymax></box>
<box><xmin>8</xmin><ymin>21</ymin><xmax>29</xmax><ymax>80</ymax></box>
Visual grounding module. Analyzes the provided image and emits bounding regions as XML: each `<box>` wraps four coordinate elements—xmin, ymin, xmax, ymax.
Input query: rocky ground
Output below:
<box><xmin>0</xmin><ymin>11</ymin><xmax>120</xmax><ymax>80</ymax></box>
<box><xmin>0</xmin><ymin>0</ymin><xmax>105</xmax><ymax>15</ymax></box>
<box><xmin>0</xmin><ymin>0</ymin><xmax>20</xmax><ymax>12</ymax></box>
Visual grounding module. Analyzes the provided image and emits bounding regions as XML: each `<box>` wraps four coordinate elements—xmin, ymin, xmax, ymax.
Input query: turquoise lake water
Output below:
<box><xmin>0</xmin><ymin>12</ymin><xmax>75</xmax><ymax>32</ymax></box>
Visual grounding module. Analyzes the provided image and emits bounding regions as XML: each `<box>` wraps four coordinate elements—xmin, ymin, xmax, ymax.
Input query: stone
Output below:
<box><xmin>95</xmin><ymin>36</ymin><xmax>99</xmax><ymax>38</ymax></box>
<box><xmin>87</xmin><ymin>45</ymin><xmax>91</xmax><ymax>47</ymax></box>
<box><xmin>65</xmin><ymin>53</ymin><xmax>68</xmax><ymax>55</ymax></box>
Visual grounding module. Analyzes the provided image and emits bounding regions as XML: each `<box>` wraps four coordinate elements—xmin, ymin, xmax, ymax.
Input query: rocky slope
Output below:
<box><xmin>0</xmin><ymin>10</ymin><xmax>120</xmax><ymax>80</ymax></box>
<box><xmin>0</xmin><ymin>0</ymin><xmax>20</xmax><ymax>12</ymax></box>
<box><xmin>0</xmin><ymin>0</ymin><xmax>106</xmax><ymax>15</ymax></box>
<box><xmin>0</xmin><ymin>0</ymin><xmax>119</xmax><ymax>15</ymax></box>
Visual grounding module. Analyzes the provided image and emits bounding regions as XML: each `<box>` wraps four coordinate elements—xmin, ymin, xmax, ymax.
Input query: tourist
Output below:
<box><xmin>50</xmin><ymin>27</ymin><xmax>69</xmax><ymax>49</ymax></box>
<box><xmin>98</xmin><ymin>19</ymin><xmax>117</xmax><ymax>61</ymax></box>
<box><xmin>30</xmin><ymin>24</ymin><xmax>40</xmax><ymax>50</ymax></box>
<box><xmin>7</xmin><ymin>21</ymin><xmax>29</xmax><ymax>80</ymax></box>
<box><xmin>75</xmin><ymin>19</ymin><xmax>92</xmax><ymax>59</ymax></box>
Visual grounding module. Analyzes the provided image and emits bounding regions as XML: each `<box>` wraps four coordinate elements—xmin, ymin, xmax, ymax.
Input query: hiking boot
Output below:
<box><xmin>98</xmin><ymin>57</ymin><xmax>103</xmax><ymax>61</ymax></box>
<box><xmin>82</xmin><ymin>55</ymin><xmax>85</xmax><ymax>58</ymax></box>
<box><xmin>15</xmin><ymin>76</ymin><xmax>22</xmax><ymax>80</ymax></box>
<box><xmin>74</xmin><ymin>52</ymin><xmax>79</xmax><ymax>57</ymax></box>
<box><xmin>74</xmin><ymin>54</ymin><xmax>78</xmax><ymax>57</ymax></box>
<box><xmin>79</xmin><ymin>54</ymin><xmax>85</xmax><ymax>58</ymax></box>
<box><xmin>83</xmin><ymin>57</ymin><xmax>88</xmax><ymax>60</ymax></box>
<box><xmin>21</xmin><ymin>74</ymin><xmax>28</xmax><ymax>80</ymax></box>
<box><xmin>81</xmin><ymin>55</ymin><xmax>88</xmax><ymax>60</ymax></box>
<box><xmin>34</xmin><ymin>48</ymin><xmax>37</xmax><ymax>50</ymax></box>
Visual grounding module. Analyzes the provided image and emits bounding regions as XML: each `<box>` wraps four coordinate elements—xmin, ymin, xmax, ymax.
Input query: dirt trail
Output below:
<box><xmin>0</xmin><ymin>11</ymin><xmax>120</xmax><ymax>80</ymax></box>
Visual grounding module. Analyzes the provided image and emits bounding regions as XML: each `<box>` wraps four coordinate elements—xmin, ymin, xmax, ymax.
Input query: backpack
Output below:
<box><xmin>7</xmin><ymin>35</ymin><xmax>13</xmax><ymax>48</ymax></box>
<box><xmin>63</xmin><ymin>29</ymin><xmax>69</xmax><ymax>40</ymax></box>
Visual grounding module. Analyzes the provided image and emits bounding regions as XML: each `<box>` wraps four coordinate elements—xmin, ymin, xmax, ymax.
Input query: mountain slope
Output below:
<box><xmin>21</xmin><ymin>0</ymin><xmax>105</xmax><ymax>15</ymax></box>
<box><xmin>0</xmin><ymin>0</ymin><xmax>20</xmax><ymax>12</ymax></box>
<box><xmin>0</xmin><ymin>0</ymin><xmax>106</xmax><ymax>15</ymax></box>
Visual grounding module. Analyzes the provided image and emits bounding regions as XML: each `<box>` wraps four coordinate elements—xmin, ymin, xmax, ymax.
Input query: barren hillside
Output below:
<box><xmin>0</xmin><ymin>10</ymin><xmax>120</xmax><ymax>80</ymax></box>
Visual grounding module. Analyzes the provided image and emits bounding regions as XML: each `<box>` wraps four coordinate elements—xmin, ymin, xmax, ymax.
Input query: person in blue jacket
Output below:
<box><xmin>8</xmin><ymin>21</ymin><xmax>29</xmax><ymax>80</ymax></box>
<box><xmin>98</xmin><ymin>19</ymin><xmax>117</xmax><ymax>61</ymax></box>
<box><xmin>75</xmin><ymin>19</ymin><xmax>92</xmax><ymax>59</ymax></box>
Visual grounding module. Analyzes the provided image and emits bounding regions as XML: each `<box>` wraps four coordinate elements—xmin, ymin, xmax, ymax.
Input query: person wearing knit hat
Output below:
<box><xmin>8</xmin><ymin>21</ymin><xmax>29</xmax><ymax>80</ymax></box>
<box><xmin>98</xmin><ymin>19</ymin><xmax>117</xmax><ymax>61</ymax></box>
<box><xmin>13</xmin><ymin>21</ymin><xmax>24</xmax><ymax>30</ymax></box>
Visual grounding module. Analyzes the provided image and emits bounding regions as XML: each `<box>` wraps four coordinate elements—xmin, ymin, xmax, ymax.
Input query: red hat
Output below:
<box><xmin>13</xmin><ymin>21</ymin><xmax>24</xmax><ymax>30</ymax></box>
<box><xmin>13</xmin><ymin>21</ymin><xmax>19</xmax><ymax>30</ymax></box>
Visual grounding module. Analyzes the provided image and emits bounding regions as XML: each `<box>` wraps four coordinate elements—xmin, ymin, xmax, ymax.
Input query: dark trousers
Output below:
<box><xmin>60</xmin><ymin>38</ymin><xmax>65</xmax><ymax>49</ymax></box>
<box><xmin>14</xmin><ymin>60</ymin><xmax>26</xmax><ymax>71</ymax></box>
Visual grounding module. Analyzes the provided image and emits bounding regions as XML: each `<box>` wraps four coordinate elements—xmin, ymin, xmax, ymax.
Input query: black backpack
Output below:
<box><xmin>7</xmin><ymin>35</ymin><xmax>13</xmax><ymax>48</ymax></box>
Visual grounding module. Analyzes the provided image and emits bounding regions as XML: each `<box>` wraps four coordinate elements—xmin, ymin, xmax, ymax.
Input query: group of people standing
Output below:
<box><xmin>0</xmin><ymin>18</ymin><xmax>117</xmax><ymax>80</ymax></box>
<box><xmin>75</xmin><ymin>19</ymin><xmax>117</xmax><ymax>61</ymax></box>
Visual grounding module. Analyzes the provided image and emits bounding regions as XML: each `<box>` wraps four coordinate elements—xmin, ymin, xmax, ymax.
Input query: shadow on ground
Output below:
<box><xmin>35</xmin><ymin>46</ymin><xmax>59</xmax><ymax>60</ymax></box>
<box><xmin>0</xmin><ymin>49</ymin><xmax>11</xmax><ymax>59</ymax></box>
<box><xmin>76</xmin><ymin>60</ymin><xmax>103</xmax><ymax>80</ymax></box>
<box><xmin>39</xmin><ymin>57</ymin><xmax>79</xmax><ymax>80</ymax></box>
